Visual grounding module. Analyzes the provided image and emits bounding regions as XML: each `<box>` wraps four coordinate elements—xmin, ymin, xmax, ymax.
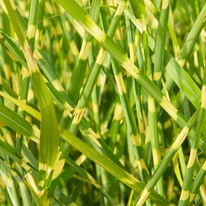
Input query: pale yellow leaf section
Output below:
<box><xmin>132</xmin><ymin>133</ymin><xmax>141</xmax><ymax>146</ymax></box>
<box><xmin>28</xmin><ymin>89</ymin><xmax>34</xmax><ymax>101</ymax></box>
<box><xmin>115</xmin><ymin>1</ymin><xmax>126</xmax><ymax>16</ymax></box>
<box><xmin>39</xmin><ymin>163</ymin><xmax>52</xmax><ymax>172</ymax></box>
<box><xmin>161</xmin><ymin>96</ymin><xmax>178</xmax><ymax>121</ymax></box>
<box><xmin>24</xmin><ymin>173</ymin><xmax>39</xmax><ymax>194</ymax></box>
<box><xmin>136</xmin><ymin>189</ymin><xmax>150</xmax><ymax>206</ymax></box>
<box><xmin>73</xmin><ymin>108</ymin><xmax>85</xmax><ymax>125</ymax></box>
<box><xmin>4</xmin><ymin>173</ymin><xmax>13</xmax><ymax>187</ymax></box>
<box><xmin>97</xmin><ymin>73</ymin><xmax>105</xmax><ymax>86</ymax></box>
<box><xmin>63</xmin><ymin>102</ymin><xmax>74</xmax><ymax>115</ymax></box>
<box><xmin>163</xmin><ymin>119</ymin><xmax>172</xmax><ymax>129</ymax></box>
<box><xmin>177</xmin><ymin>59</ymin><xmax>186</xmax><ymax>67</ymax></box>
<box><xmin>180</xmin><ymin>190</ymin><xmax>190</xmax><ymax>200</ymax></box>
<box><xmin>23</xmin><ymin>42</ymin><xmax>38</xmax><ymax>73</ymax></box>
<box><xmin>148</xmin><ymin>96</ymin><xmax>156</xmax><ymax>113</ymax></box>
<box><xmin>162</xmin><ymin>0</ymin><xmax>169</xmax><ymax>9</ymax></box>
<box><xmin>86</xmin><ymin>17</ymin><xmax>106</xmax><ymax>43</ymax></box>
<box><xmin>202</xmin><ymin>161</ymin><xmax>206</xmax><ymax>171</ymax></box>
<box><xmin>81</xmin><ymin>129</ymin><xmax>102</xmax><ymax>147</ymax></box>
<box><xmin>113</xmin><ymin>103</ymin><xmax>123</xmax><ymax>121</ymax></box>
<box><xmin>4</xmin><ymin>64</ymin><xmax>11</xmax><ymax>79</ymax></box>
<box><xmin>27</xmin><ymin>24</ymin><xmax>36</xmax><ymax>39</ymax></box>
<box><xmin>75</xmin><ymin>154</ymin><xmax>87</xmax><ymax>165</ymax></box>
<box><xmin>70</xmin><ymin>41</ymin><xmax>79</xmax><ymax>56</ymax></box>
<box><xmin>45</xmin><ymin>1</ymin><xmax>53</xmax><ymax>14</ymax></box>
<box><xmin>38</xmin><ymin>180</ymin><xmax>45</xmax><ymax>188</ymax></box>
<box><xmin>32</xmin><ymin>125</ymin><xmax>40</xmax><ymax>143</ymax></box>
<box><xmin>52</xmin><ymin>151</ymin><xmax>63</xmax><ymax>179</ymax></box>
<box><xmin>128</xmin><ymin>43</ymin><xmax>136</xmax><ymax>63</ymax></box>
<box><xmin>92</xmin><ymin>102</ymin><xmax>98</xmax><ymax>113</ymax></box>
<box><xmin>172</xmin><ymin>127</ymin><xmax>189</xmax><ymax>150</ymax></box>
<box><xmin>33</xmin><ymin>49</ymin><xmax>42</xmax><ymax>60</ymax></box>
<box><xmin>189</xmin><ymin>193</ymin><xmax>195</xmax><ymax>202</ymax></box>
<box><xmin>140</xmin><ymin>158</ymin><xmax>149</xmax><ymax>172</ymax></box>
<box><xmin>187</xmin><ymin>148</ymin><xmax>197</xmax><ymax>168</ymax></box>
<box><xmin>21</xmin><ymin>66</ymin><xmax>30</xmax><ymax>78</ymax></box>
<box><xmin>64</xmin><ymin>20</ymin><xmax>71</xmax><ymax>31</ymax></box>
<box><xmin>173</xmin><ymin>153</ymin><xmax>183</xmax><ymax>186</ymax></box>
<box><xmin>201</xmin><ymin>85</ymin><xmax>206</xmax><ymax>109</ymax></box>
<box><xmin>152</xmin><ymin>149</ymin><xmax>159</xmax><ymax>166</ymax></box>
<box><xmin>52</xmin><ymin>79</ymin><xmax>64</xmax><ymax>92</ymax></box>
<box><xmin>79</xmin><ymin>40</ymin><xmax>92</xmax><ymax>60</ymax></box>
<box><xmin>21</xmin><ymin>161</ymin><xmax>30</xmax><ymax>171</ymax></box>
<box><xmin>0</xmin><ymin>2</ymin><xmax>8</xmax><ymax>14</ymax></box>
<box><xmin>153</xmin><ymin>71</ymin><xmax>162</xmax><ymax>81</ymax></box>
<box><xmin>200</xmin><ymin>185</ymin><xmax>206</xmax><ymax>203</ymax></box>
<box><xmin>96</xmin><ymin>48</ymin><xmax>107</xmax><ymax>65</ymax></box>
<box><xmin>115</xmin><ymin>73</ymin><xmax>126</xmax><ymax>95</ymax></box>
<box><xmin>122</xmin><ymin>57</ymin><xmax>140</xmax><ymax>79</ymax></box>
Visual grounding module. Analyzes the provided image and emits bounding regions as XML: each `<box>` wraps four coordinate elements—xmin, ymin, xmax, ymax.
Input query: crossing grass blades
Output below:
<box><xmin>0</xmin><ymin>0</ymin><xmax>206</xmax><ymax>205</ymax></box>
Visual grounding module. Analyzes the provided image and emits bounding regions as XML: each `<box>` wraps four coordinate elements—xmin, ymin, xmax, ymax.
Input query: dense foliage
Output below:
<box><xmin>0</xmin><ymin>0</ymin><xmax>205</xmax><ymax>205</ymax></box>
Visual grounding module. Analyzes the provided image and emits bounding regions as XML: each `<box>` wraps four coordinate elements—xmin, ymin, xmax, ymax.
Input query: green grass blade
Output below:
<box><xmin>55</xmin><ymin>0</ymin><xmax>197</xmax><ymax>136</ymax></box>
<box><xmin>0</xmin><ymin>104</ymin><xmax>33</xmax><ymax>137</ymax></box>
<box><xmin>136</xmin><ymin>111</ymin><xmax>198</xmax><ymax>205</ymax></box>
<box><xmin>68</xmin><ymin>0</ymin><xmax>101</xmax><ymax>103</ymax></box>
<box><xmin>177</xmin><ymin>2</ymin><xmax>206</xmax><ymax>65</ymax></box>
<box><xmin>153</xmin><ymin>0</ymin><xmax>170</xmax><ymax>87</ymax></box>
<box><xmin>60</xmin><ymin>129</ymin><xmax>172</xmax><ymax>205</ymax></box>
<box><xmin>1</xmin><ymin>0</ymin><xmax>59</xmax><ymax>201</ymax></box>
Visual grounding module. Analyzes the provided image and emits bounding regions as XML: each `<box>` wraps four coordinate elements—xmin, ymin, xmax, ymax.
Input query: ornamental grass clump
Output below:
<box><xmin>0</xmin><ymin>0</ymin><xmax>205</xmax><ymax>205</ymax></box>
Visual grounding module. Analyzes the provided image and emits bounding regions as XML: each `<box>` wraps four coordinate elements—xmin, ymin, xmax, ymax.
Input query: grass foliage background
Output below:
<box><xmin>0</xmin><ymin>0</ymin><xmax>206</xmax><ymax>205</ymax></box>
